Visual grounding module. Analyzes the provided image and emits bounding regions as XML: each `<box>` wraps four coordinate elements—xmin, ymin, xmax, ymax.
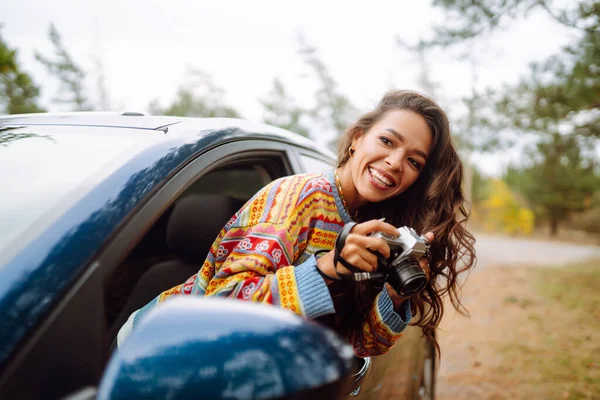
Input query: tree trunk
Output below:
<box><xmin>549</xmin><ymin>217</ymin><xmax>559</xmax><ymax>237</ymax></box>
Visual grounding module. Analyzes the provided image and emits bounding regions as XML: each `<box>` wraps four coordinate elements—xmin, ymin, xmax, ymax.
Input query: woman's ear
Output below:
<box><xmin>351</xmin><ymin>128</ymin><xmax>365</xmax><ymax>148</ymax></box>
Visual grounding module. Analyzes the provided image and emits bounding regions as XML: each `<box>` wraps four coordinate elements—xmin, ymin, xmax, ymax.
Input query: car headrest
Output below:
<box><xmin>166</xmin><ymin>194</ymin><xmax>242</xmax><ymax>262</ymax></box>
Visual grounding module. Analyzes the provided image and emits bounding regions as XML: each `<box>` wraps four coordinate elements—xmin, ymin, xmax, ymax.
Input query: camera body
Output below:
<box><xmin>371</xmin><ymin>227</ymin><xmax>430</xmax><ymax>296</ymax></box>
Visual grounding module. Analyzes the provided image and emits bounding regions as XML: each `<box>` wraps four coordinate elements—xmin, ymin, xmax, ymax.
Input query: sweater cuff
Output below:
<box><xmin>294</xmin><ymin>255</ymin><xmax>335</xmax><ymax>319</ymax></box>
<box><xmin>377</xmin><ymin>286</ymin><xmax>412</xmax><ymax>333</ymax></box>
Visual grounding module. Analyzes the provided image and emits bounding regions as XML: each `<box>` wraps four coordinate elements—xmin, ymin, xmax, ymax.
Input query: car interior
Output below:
<box><xmin>102</xmin><ymin>156</ymin><xmax>288</xmax><ymax>354</ymax></box>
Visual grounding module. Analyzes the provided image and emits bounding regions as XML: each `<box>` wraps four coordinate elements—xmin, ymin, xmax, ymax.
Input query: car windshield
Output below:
<box><xmin>0</xmin><ymin>125</ymin><xmax>155</xmax><ymax>258</ymax></box>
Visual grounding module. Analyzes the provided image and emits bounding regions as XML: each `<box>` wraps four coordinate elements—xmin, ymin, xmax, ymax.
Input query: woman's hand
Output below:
<box><xmin>316</xmin><ymin>219</ymin><xmax>403</xmax><ymax>281</ymax></box>
<box><xmin>385</xmin><ymin>231</ymin><xmax>434</xmax><ymax>309</ymax></box>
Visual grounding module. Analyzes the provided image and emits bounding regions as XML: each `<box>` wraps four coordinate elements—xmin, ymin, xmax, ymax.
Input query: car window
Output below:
<box><xmin>299</xmin><ymin>153</ymin><xmax>334</xmax><ymax>174</ymax></box>
<box><xmin>103</xmin><ymin>154</ymin><xmax>289</xmax><ymax>341</ymax></box>
<box><xmin>182</xmin><ymin>164</ymin><xmax>272</xmax><ymax>202</ymax></box>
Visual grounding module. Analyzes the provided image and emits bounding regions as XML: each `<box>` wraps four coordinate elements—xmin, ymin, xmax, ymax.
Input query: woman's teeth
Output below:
<box><xmin>369</xmin><ymin>168</ymin><xmax>393</xmax><ymax>186</ymax></box>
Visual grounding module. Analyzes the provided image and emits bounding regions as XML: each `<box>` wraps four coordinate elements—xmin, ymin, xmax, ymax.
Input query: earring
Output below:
<box><xmin>348</xmin><ymin>145</ymin><xmax>355</xmax><ymax>157</ymax></box>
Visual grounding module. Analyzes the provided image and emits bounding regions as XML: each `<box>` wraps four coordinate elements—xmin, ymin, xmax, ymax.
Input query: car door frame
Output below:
<box><xmin>96</xmin><ymin>138</ymin><xmax>305</xmax><ymax>333</ymax></box>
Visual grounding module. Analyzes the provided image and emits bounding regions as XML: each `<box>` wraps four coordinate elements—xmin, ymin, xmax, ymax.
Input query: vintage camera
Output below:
<box><xmin>371</xmin><ymin>227</ymin><xmax>430</xmax><ymax>296</ymax></box>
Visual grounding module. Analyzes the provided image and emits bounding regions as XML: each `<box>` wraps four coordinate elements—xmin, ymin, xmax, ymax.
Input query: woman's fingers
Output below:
<box><xmin>335</xmin><ymin>252</ymin><xmax>377</xmax><ymax>274</ymax></box>
<box><xmin>423</xmin><ymin>231</ymin><xmax>434</xmax><ymax>243</ymax></box>
<box><xmin>335</xmin><ymin>220</ymin><xmax>434</xmax><ymax>277</ymax></box>
<box><xmin>338</xmin><ymin>234</ymin><xmax>390</xmax><ymax>273</ymax></box>
<box><xmin>335</xmin><ymin>219</ymin><xmax>397</xmax><ymax>274</ymax></box>
<box><xmin>351</xmin><ymin>219</ymin><xmax>399</xmax><ymax>238</ymax></box>
<box><xmin>419</xmin><ymin>256</ymin><xmax>431</xmax><ymax>279</ymax></box>
<box><xmin>344</xmin><ymin>234</ymin><xmax>392</xmax><ymax>258</ymax></box>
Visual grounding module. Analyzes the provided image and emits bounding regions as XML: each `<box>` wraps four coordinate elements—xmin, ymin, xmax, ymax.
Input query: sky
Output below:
<box><xmin>0</xmin><ymin>0</ymin><xmax>578</xmax><ymax>176</ymax></box>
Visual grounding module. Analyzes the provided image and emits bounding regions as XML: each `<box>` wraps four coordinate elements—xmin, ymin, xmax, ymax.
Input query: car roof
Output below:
<box><xmin>0</xmin><ymin>112</ymin><xmax>181</xmax><ymax>130</ymax></box>
<box><xmin>0</xmin><ymin>112</ymin><xmax>335</xmax><ymax>157</ymax></box>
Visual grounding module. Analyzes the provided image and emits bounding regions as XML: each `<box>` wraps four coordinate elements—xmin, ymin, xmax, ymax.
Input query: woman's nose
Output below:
<box><xmin>385</xmin><ymin>150</ymin><xmax>404</xmax><ymax>171</ymax></box>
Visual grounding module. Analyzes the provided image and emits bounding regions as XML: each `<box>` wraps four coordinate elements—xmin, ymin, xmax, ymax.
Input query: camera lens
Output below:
<box><xmin>388</xmin><ymin>259</ymin><xmax>428</xmax><ymax>297</ymax></box>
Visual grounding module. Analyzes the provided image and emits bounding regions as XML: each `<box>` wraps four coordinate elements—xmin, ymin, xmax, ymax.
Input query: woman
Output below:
<box><xmin>118</xmin><ymin>90</ymin><xmax>476</xmax><ymax>357</ymax></box>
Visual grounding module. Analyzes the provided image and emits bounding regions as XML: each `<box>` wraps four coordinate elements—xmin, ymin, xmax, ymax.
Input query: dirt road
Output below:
<box><xmin>474</xmin><ymin>233</ymin><xmax>600</xmax><ymax>268</ymax></box>
<box><xmin>435</xmin><ymin>233</ymin><xmax>600</xmax><ymax>399</ymax></box>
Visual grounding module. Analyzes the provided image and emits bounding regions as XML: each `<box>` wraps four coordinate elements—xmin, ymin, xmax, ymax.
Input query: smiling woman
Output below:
<box><xmin>118</xmin><ymin>90</ymin><xmax>476</xmax><ymax>362</ymax></box>
<box><xmin>330</xmin><ymin>91</ymin><xmax>476</xmax><ymax>353</ymax></box>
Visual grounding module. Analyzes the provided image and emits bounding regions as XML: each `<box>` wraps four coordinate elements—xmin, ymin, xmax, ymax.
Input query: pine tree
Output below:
<box><xmin>149</xmin><ymin>69</ymin><xmax>239</xmax><ymax>118</ymax></box>
<box><xmin>260</xmin><ymin>78</ymin><xmax>310</xmax><ymax>138</ymax></box>
<box><xmin>298</xmin><ymin>36</ymin><xmax>358</xmax><ymax>149</ymax></box>
<box><xmin>0</xmin><ymin>27</ymin><xmax>44</xmax><ymax>114</ymax></box>
<box><xmin>35</xmin><ymin>23</ymin><xmax>92</xmax><ymax>111</ymax></box>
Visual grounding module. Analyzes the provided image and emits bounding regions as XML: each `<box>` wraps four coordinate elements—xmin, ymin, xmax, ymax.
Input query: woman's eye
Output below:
<box><xmin>408</xmin><ymin>158</ymin><xmax>422</xmax><ymax>170</ymax></box>
<box><xmin>380</xmin><ymin>137</ymin><xmax>393</xmax><ymax>146</ymax></box>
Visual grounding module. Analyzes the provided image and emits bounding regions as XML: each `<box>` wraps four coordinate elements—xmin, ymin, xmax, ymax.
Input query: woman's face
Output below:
<box><xmin>347</xmin><ymin>109</ymin><xmax>433</xmax><ymax>207</ymax></box>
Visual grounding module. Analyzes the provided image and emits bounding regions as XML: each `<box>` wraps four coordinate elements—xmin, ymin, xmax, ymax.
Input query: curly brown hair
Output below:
<box><xmin>325</xmin><ymin>90</ymin><xmax>476</xmax><ymax>356</ymax></box>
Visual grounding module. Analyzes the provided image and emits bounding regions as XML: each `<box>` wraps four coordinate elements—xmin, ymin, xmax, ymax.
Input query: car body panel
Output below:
<box><xmin>0</xmin><ymin>116</ymin><xmax>332</xmax><ymax>367</ymax></box>
<box><xmin>0</xmin><ymin>114</ymin><xmax>430</xmax><ymax>399</ymax></box>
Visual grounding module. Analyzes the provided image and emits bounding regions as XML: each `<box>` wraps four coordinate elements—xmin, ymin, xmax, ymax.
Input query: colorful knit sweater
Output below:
<box><xmin>118</xmin><ymin>169</ymin><xmax>412</xmax><ymax>356</ymax></box>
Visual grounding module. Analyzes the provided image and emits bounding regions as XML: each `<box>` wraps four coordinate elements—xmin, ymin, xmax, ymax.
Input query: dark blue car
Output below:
<box><xmin>0</xmin><ymin>114</ymin><xmax>435</xmax><ymax>399</ymax></box>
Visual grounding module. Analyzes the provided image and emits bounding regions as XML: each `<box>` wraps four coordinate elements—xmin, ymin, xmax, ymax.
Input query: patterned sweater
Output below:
<box><xmin>118</xmin><ymin>169</ymin><xmax>412</xmax><ymax>356</ymax></box>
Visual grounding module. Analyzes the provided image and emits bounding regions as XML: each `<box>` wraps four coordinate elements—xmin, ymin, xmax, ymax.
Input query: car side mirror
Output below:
<box><xmin>97</xmin><ymin>298</ymin><xmax>355</xmax><ymax>400</ymax></box>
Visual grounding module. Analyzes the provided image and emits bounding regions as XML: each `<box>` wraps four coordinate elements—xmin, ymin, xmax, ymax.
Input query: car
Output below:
<box><xmin>0</xmin><ymin>113</ymin><xmax>435</xmax><ymax>399</ymax></box>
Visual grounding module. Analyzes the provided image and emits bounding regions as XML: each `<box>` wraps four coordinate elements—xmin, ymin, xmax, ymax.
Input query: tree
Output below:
<box><xmin>149</xmin><ymin>69</ymin><xmax>240</xmax><ymax>118</ymax></box>
<box><xmin>298</xmin><ymin>36</ymin><xmax>358</xmax><ymax>149</ymax></box>
<box><xmin>504</xmin><ymin>133</ymin><xmax>599</xmax><ymax>235</ymax></box>
<box><xmin>260</xmin><ymin>78</ymin><xmax>311</xmax><ymax>138</ymax></box>
<box><xmin>427</xmin><ymin>0</ymin><xmax>600</xmax><ymax>235</ymax></box>
<box><xmin>35</xmin><ymin>23</ymin><xmax>92</xmax><ymax>111</ymax></box>
<box><xmin>0</xmin><ymin>27</ymin><xmax>44</xmax><ymax>114</ymax></box>
<box><xmin>428</xmin><ymin>0</ymin><xmax>599</xmax><ymax>141</ymax></box>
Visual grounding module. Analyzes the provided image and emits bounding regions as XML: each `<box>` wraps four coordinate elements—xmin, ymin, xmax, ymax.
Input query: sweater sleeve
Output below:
<box><xmin>348</xmin><ymin>286</ymin><xmax>412</xmax><ymax>357</ymax></box>
<box><xmin>195</xmin><ymin>222</ymin><xmax>334</xmax><ymax>318</ymax></box>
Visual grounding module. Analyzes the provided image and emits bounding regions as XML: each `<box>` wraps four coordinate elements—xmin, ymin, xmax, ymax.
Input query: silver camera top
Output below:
<box><xmin>372</xmin><ymin>226</ymin><xmax>429</xmax><ymax>260</ymax></box>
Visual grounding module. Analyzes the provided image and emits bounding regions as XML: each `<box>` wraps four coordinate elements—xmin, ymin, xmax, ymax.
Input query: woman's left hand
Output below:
<box><xmin>385</xmin><ymin>231</ymin><xmax>434</xmax><ymax>309</ymax></box>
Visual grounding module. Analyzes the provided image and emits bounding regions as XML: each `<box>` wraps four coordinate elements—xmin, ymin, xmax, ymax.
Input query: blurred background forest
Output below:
<box><xmin>1</xmin><ymin>0</ymin><xmax>599</xmax><ymax>242</ymax></box>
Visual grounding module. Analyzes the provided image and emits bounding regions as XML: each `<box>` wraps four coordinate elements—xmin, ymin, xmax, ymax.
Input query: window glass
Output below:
<box><xmin>299</xmin><ymin>154</ymin><xmax>334</xmax><ymax>174</ymax></box>
<box><xmin>182</xmin><ymin>164</ymin><xmax>273</xmax><ymax>203</ymax></box>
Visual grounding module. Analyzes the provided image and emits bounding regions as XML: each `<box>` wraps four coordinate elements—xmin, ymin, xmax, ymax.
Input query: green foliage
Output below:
<box><xmin>497</xmin><ymin>25</ymin><xmax>599</xmax><ymax>140</ymax></box>
<box><xmin>298</xmin><ymin>36</ymin><xmax>358</xmax><ymax>149</ymax></box>
<box><xmin>260</xmin><ymin>78</ymin><xmax>311</xmax><ymax>138</ymax></box>
<box><xmin>149</xmin><ymin>69</ymin><xmax>239</xmax><ymax>118</ymax></box>
<box><xmin>0</xmin><ymin>27</ymin><xmax>44</xmax><ymax>114</ymax></box>
<box><xmin>429</xmin><ymin>0</ymin><xmax>600</xmax><ymax>141</ymax></box>
<box><xmin>504</xmin><ymin>133</ymin><xmax>599</xmax><ymax>235</ymax></box>
<box><xmin>429</xmin><ymin>0</ymin><xmax>600</xmax><ymax>235</ymax></box>
<box><xmin>471</xmin><ymin>165</ymin><xmax>491</xmax><ymax>204</ymax></box>
<box><xmin>35</xmin><ymin>23</ymin><xmax>92</xmax><ymax>111</ymax></box>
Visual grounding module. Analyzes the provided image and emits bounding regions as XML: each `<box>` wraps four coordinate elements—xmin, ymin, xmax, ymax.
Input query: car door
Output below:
<box><xmin>0</xmin><ymin>138</ymin><xmax>302</xmax><ymax>400</ymax></box>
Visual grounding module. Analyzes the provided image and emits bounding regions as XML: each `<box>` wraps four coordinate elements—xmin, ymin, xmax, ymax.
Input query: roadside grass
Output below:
<box><xmin>498</xmin><ymin>259</ymin><xmax>600</xmax><ymax>399</ymax></box>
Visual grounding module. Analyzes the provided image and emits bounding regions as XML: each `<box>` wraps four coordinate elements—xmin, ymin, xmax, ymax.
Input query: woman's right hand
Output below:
<box><xmin>316</xmin><ymin>219</ymin><xmax>401</xmax><ymax>281</ymax></box>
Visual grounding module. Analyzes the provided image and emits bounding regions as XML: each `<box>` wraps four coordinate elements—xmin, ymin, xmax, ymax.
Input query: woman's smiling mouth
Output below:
<box><xmin>368</xmin><ymin>167</ymin><xmax>396</xmax><ymax>188</ymax></box>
